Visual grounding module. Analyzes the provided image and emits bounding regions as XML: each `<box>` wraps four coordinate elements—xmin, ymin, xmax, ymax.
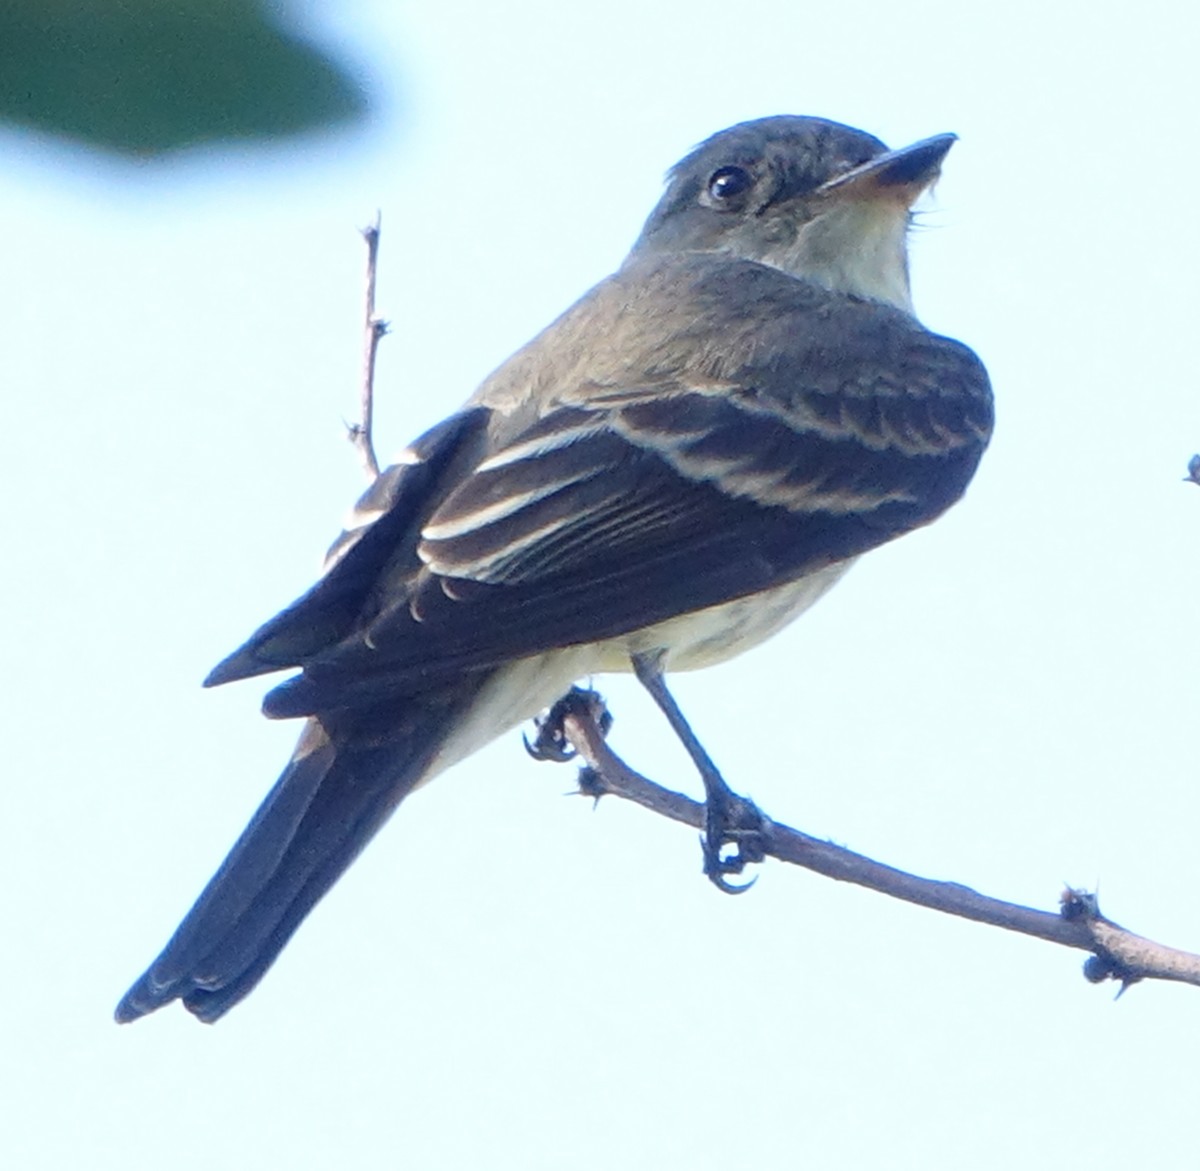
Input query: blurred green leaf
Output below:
<box><xmin>0</xmin><ymin>0</ymin><xmax>370</xmax><ymax>156</ymax></box>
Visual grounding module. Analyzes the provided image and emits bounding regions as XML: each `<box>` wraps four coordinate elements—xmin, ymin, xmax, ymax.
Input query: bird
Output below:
<box><xmin>116</xmin><ymin>115</ymin><xmax>993</xmax><ymax>1023</ymax></box>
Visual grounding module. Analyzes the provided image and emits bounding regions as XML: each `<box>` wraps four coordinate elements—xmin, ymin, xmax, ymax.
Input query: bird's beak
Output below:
<box><xmin>818</xmin><ymin>133</ymin><xmax>957</xmax><ymax>205</ymax></box>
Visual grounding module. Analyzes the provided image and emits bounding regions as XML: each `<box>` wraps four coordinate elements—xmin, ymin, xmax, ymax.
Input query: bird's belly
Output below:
<box><xmin>427</xmin><ymin>560</ymin><xmax>854</xmax><ymax>779</ymax></box>
<box><xmin>596</xmin><ymin>558</ymin><xmax>856</xmax><ymax>672</ymax></box>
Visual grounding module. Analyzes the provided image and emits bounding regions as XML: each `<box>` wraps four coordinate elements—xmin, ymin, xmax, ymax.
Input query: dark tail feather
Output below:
<box><xmin>115</xmin><ymin>696</ymin><xmax>468</xmax><ymax>1024</ymax></box>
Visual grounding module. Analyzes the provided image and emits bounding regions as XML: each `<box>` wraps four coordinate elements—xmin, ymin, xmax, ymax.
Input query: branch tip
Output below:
<box><xmin>353</xmin><ymin>213</ymin><xmax>386</xmax><ymax>481</ymax></box>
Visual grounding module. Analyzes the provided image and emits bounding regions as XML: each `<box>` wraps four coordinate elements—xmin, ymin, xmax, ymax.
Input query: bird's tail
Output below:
<box><xmin>115</xmin><ymin>686</ymin><xmax>478</xmax><ymax>1024</ymax></box>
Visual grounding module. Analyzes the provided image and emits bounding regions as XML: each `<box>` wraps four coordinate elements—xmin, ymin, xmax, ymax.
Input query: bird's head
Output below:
<box><xmin>630</xmin><ymin>115</ymin><xmax>955</xmax><ymax>312</ymax></box>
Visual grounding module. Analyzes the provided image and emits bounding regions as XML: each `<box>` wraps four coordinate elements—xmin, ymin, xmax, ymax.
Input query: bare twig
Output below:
<box><xmin>551</xmin><ymin>688</ymin><xmax>1200</xmax><ymax>993</ymax></box>
<box><xmin>349</xmin><ymin>212</ymin><xmax>388</xmax><ymax>481</ymax></box>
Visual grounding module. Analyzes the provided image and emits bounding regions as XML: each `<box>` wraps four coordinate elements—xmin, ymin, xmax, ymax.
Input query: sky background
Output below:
<box><xmin>4</xmin><ymin>1</ymin><xmax>1199</xmax><ymax>1167</ymax></box>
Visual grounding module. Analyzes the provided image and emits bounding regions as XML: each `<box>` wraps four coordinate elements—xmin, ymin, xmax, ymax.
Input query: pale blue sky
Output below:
<box><xmin>4</xmin><ymin>1</ymin><xmax>1198</xmax><ymax>1167</ymax></box>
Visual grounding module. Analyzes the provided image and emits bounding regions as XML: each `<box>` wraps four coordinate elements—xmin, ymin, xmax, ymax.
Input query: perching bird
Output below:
<box><xmin>116</xmin><ymin>115</ymin><xmax>993</xmax><ymax>1023</ymax></box>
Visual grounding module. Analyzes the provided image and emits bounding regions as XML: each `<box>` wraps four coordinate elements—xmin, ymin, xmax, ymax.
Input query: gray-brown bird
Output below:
<box><xmin>116</xmin><ymin>115</ymin><xmax>993</xmax><ymax>1023</ymax></box>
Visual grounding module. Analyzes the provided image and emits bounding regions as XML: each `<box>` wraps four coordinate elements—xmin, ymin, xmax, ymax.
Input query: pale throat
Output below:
<box><xmin>762</xmin><ymin>200</ymin><xmax>915</xmax><ymax>313</ymax></box>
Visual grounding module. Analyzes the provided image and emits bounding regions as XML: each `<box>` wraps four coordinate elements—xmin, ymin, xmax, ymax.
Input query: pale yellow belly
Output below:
<box><xmin>427</xmin><ymin>559</ymin><xmax>855</xmax><ymax>778</ymax></box>
<box><xmin>596</xmin><ymin>558</ymin><xmax>855</xmax><ymax>672</ymax></box>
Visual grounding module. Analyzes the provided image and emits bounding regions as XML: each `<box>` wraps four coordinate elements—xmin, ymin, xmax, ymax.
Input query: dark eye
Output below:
<box><xmin>705</xmin><ymin>165</ymin><xmax>753</xmax><ymax>204</ymax></box>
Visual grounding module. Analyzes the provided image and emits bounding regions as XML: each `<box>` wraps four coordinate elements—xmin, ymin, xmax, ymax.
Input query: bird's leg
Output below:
<box><xmin>630</xmin><ymin>650</ymin><xmax>765</xmax><ymax>893</ymax></box>
<box><xmin>525</xmin><ymin>685</ymin><xmax>613</xmax><ymax>762</ymax></box>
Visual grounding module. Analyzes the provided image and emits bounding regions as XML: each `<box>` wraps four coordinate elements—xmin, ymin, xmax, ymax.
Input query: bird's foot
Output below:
<box><xmin>701</xmin><ymin>788</ymin><xmax>768</xmax><ymax>894</ymax></box>
<box><xmin>524</xmin><ymin>686</ymin><xmax>613</xmax><ymax>763</ymax></box>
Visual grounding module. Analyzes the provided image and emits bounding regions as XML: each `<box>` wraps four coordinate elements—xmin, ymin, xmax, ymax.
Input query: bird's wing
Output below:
<box><xmin>255</xmin><ymin>257</ymin><xmax>992</xmax><ymax>719</ymax></box>
<box><xmin>203</xmin><ymin>407</ymin><xmax>492</xmax><ymax>687</ymax></box>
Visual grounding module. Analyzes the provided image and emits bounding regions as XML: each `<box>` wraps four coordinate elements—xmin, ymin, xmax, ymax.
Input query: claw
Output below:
<box><xmin>525</xmin><ymin>686</ymin><xmax>613</xmax><ymax>763</ymax></box>
<box><xmin>710</xmin><ymin>869</ymin><xmax>759</xmax><ymax>895</ymax></box>
<box><xmin>523</xmin><ymin>728</ymin><xmax>575</xmax><ymax>763</ymax></box>
<box><xmin>699</xmin><ymin>790</ymin><xmax>768</xmax><ymax>894</ymax></box>
<box><xmin>699</xmin><ymin>834</ymin><xmax>759</xmax><ymax>893</ymax></box>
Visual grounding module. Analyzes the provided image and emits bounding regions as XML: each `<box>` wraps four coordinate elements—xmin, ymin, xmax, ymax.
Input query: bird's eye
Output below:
<box><xmin>705</xmin><ymin>165</ymin><xmax>753</xmax><ymax>205</ymax></box>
